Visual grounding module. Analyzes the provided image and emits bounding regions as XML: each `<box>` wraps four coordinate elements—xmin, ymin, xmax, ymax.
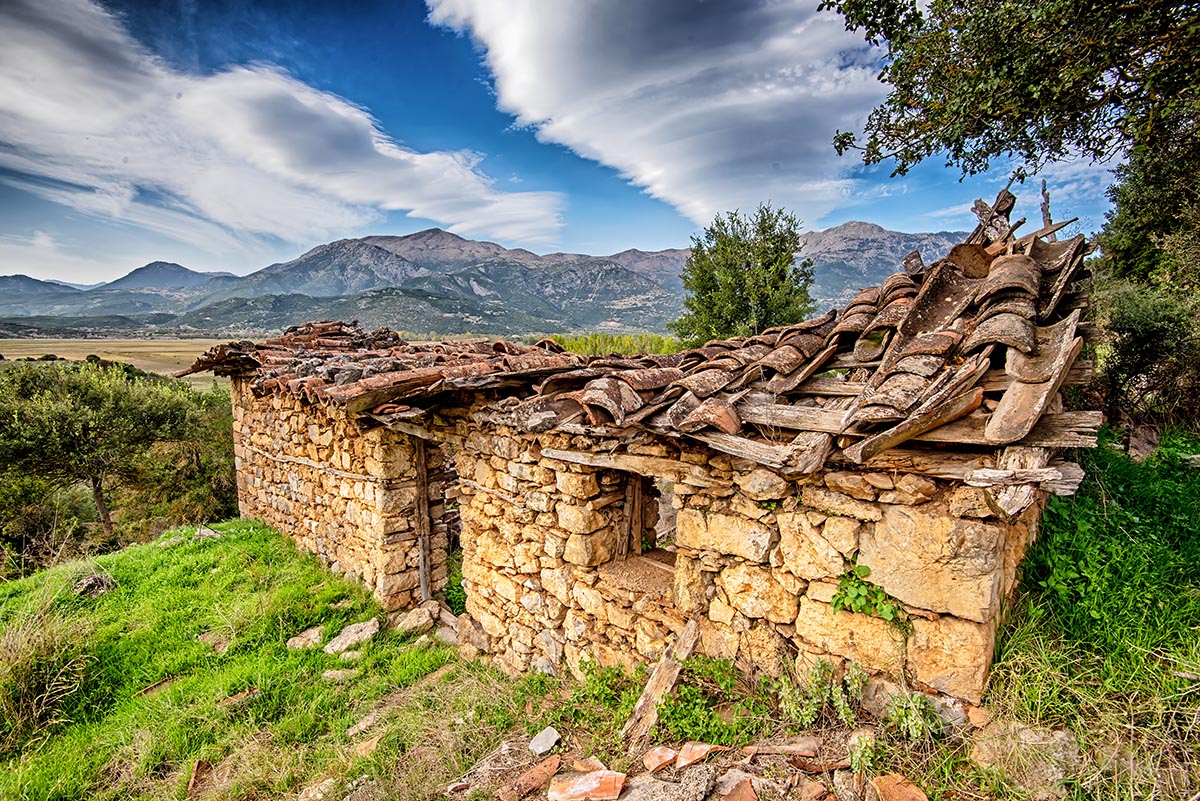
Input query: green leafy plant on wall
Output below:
<box><xmin>831</xmin><ymin>557</ymin><xmax>909</xmax><ymax>631</ymax></box>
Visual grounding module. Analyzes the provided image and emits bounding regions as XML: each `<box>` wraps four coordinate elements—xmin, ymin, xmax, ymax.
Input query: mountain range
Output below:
<box><xmin>0</xmin><ymin>224</ymin><xmax>965</xmax><ymax>338</ymax></box>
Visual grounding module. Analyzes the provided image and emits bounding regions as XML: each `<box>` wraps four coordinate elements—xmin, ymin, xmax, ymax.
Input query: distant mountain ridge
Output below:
<box><xmin>0</xmin><ymin>223</ymin><xmax>966</xmax><ymax>337</ymax></box>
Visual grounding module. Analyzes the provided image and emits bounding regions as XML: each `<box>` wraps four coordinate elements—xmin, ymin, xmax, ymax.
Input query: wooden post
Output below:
<box><xmin>414</xmin><ymin>437</ymin><xmax>432</xmax><ymax>603</ymax></box>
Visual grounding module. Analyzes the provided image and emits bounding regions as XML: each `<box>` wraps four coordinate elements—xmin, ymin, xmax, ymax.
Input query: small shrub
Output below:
<box><xmin>0</xmin><ymin>590</ymin><xmax>94</xmax><ymax>754</ymax></box>
<box><xmin>884</xmin><ymin>691</ymin><xmax>941</xmax><ymax>742</ymax></box>
<box><xmin>656</xmin><ymin>655</ymin><xmax>771</xmax><ymax>746</ymax></box>
<box><xmin>776</xmin><ymin>659</ymin><xmax>868</xmax><ymax>730</ymax></box>
<box><xmin>1098</xmin><ymin>284</ymin><xmax>1200</xmax><ymax>425</ymax></box>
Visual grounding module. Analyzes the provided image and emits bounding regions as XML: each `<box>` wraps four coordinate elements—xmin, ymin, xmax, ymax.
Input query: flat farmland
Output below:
<box><xmin>0</xmin><ymin>338</ymin><xmax>229</xmax><ymax>388</ymax></box>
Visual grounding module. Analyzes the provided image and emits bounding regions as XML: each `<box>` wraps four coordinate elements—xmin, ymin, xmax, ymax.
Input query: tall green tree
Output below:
<box><xmin>0</xmin><ymin>362</ymin><xmax>195</xmax><ymax>539</ymax></box>
<box><xmin>670</xmin><ymin>204</ymin><xmax>815</xmax><ymax>347</ymax></box>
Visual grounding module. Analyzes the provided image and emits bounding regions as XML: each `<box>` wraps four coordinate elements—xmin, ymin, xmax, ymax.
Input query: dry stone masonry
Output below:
<box><xmin>184</xmin><ymin>189</ymin><xmax>1099</xmax><ymax>705</ymax></box>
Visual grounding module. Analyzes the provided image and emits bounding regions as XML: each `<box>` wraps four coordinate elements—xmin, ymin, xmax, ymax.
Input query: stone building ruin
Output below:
<box><xmin>182</xmin><ymin>191</ymin><xmax>1100</xmax><ymax>705</ymax></box>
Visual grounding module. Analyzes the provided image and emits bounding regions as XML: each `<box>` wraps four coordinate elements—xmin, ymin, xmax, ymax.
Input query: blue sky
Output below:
<box><xmin>0</xmin><ymin>0</ymin><xmax>1116</xmax><ymax>282</ymax></box>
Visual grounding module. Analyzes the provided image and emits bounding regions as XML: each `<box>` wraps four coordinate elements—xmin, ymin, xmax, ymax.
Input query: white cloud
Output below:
<box><xmin>0</xmin><ymin>0</ymin><xmax>564</xmax><ymax>255</ymax></box>
<box><xmin>427</xmin><ymin>0</ymin><xmax>887</xmax><ymax>228</ymax></box>
<box><xmin>0</xmin><ymin>230</ymin><xmax>124</xmax><ymax>280</ymax></box>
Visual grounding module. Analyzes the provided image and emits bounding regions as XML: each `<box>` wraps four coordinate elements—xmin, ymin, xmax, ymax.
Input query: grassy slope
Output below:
<box><xmin>987</xmin><ymin>429</ymin><xmax>1200</xmax><ymax>797</ymax></box>
<box><xmin>0</xmin><ymin>521</ymin><xmax>551</xmax><ymax>801</ymax></box>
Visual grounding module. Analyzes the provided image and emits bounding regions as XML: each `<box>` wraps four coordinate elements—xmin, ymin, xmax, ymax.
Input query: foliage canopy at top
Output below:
<box><xmin>669</xmin><ymin>204</ymin><xmax>815</xmax><ymax>347</ymax></box>
<box><xmin>822</xmin><ymin>0</ymin><xmax>1200</xmax><ymax>176</ymax></box>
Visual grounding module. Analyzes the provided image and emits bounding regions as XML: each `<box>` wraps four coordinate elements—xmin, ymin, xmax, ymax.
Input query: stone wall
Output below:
<box><xmin>231</xmin><ymin>378</ymin><xmax>449</xmax><ymax>610</ymax></box>
<box><xmin>230</xmin><ymin>382</ymin><xmax>1042</xmax><ymax>703</ymax></box>
<box><xmin>450</xmin><ymin>417</ymin><xmax>1043</xmax><ymax>704</ymax></box>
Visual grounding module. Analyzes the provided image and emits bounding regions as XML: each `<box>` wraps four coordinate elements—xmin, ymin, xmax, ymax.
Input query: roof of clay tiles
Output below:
<box><xmin>182</xmin><ymin>190</ymin><xmax>1102</xmax><ymax>469</ymax></box>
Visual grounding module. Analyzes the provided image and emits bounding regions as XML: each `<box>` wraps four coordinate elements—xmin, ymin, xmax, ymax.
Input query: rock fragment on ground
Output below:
<box><xmin>547</xmin><ymin>770</ymin><xmax>626</xmax><ymax>801</ymax></box>
<box><xmin>72</xmin><ymin>573</ymin><xmax>116</xmax><ymax>597</ymax></box>
<box><xmin>642</xmin><ymin>745</ymin><xmax>677</xmax><ymax>773</ymax></box>
<box><xmin>324</xmin><ymin>618</ymin><xmax>380</xmax><ymax>654</ymax></box>
<box><xmin>496</xmin><ymin>755</ymin><xmax>559</xmax><ymax>801</ymax></box>
<box><xmin>970</xmin><ymin>719</ymin><xmax>1082</xmax><ymax>799</ymax></box>
<box><xmin>321</xmin><ymin>668</ymin><xmax>359</xmax><ymax>683</ymax></box>
<box><xmin>868</xmin><ymin>774</ymin><xmax>928</xmax><ymax>801</ymax></box>
<box><xmin>388</xmin><ymin>605</ymin><xmax>436</xmax><ymax>636</ymax></box>
<box><xmin>297</xmin><ymin>778</ymin><xmax>337</xmax><ymax>801</ymax></box>
<box><xmin>715</xmin><ymin>769</ymin><xmax>782</xmax><ymax>797</ymax></box>
<box><xmin>529</xmin><ymin>726</ymin><xmax>561</xmax><ymax>756</ymax></box>
<box><xmin>193</xmin><ymin>526</ymin><xmax>222</xmax><ymax>540</ymax></box>
<box><xmin>339</xmin><ymin>649</ymin><xmax>361</xmax><ymax>662</ymax></box>
<box><xmin>287</xmin><ymin>625</ymin><xmax>324</xmax><ymax>650</ymax></box>
<box><xmin>675</xmin><ymin>741</ymin><xmax>728</xmax><ymax>769</ymax></box>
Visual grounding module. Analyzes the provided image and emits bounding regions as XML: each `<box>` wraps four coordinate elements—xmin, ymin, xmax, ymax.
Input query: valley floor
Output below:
<box><xmin>0</xmin><ymin>338</ymin><xmax>227</xmax><ymax>389</ymax></box>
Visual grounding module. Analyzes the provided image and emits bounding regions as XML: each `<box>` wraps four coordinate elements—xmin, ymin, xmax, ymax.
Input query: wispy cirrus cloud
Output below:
<box><xmin>0</xmin><ymin>0</ymin><xmax>564</xmax><ymax>256</ymax></box>
<box><xmin>427</xmin><ymin>0</ymin><xmax>887</xmax><ymax>228</ymax></box>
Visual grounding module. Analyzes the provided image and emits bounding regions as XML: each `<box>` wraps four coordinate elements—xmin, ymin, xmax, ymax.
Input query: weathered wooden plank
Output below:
<box><xmin>915</xmin><ymin>410</ymin><xmax>1103</xmax><ymax>448</ymax></box>
<box><xmin>620</xmin><ymin>619</ymin><xmax>699</xmax><ymax>746</ymax></box>
<box><xmin>737</xmin><ymin>402</ymin><xmax>848</xmax><ymax>433</ymax></box>
<box><xmin>986</xmin><ymin>446</ymin><xmax>1051</xmax><ymax>518</ymax></box>
<box><xmin>965</xmin><ymin>460</ymin><xmax>1084</xmax><ymax>495</ymax></box>
<box><xmin>540</xmin><ymin>448</ymin><xmax>718</xmax><ymax>488</ymax></box>
<box><xmin>414</xmin><ymin>438</ymin><xmax>432</xmax><ymax>603</ymax></box>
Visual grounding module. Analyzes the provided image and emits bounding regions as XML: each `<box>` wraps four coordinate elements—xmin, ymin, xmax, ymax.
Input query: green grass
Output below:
<box><xmin>985</xmin><ymin>428</ymin><xmax>1200</xmax><ymax>798</ymax></box>
<box><xmin>0</xmin><ymin>520</ymin><xmax>552</xmax><ymax>801</ymax></box>
<box><xmin>540</xmin><ymin>332</ymin><xmax>682</xmax><ymax>356</ymax></box>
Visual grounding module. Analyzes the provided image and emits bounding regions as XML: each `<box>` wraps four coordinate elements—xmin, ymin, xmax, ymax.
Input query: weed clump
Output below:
<box><xmin>656</xmin><ymin>655</ymin><xmax>771</xmax><ymax>746</ymax></box>
<box><xmin>0</xmin><ymin>587</ymin><xmax>94</xmax><ymax>754</ymax></box>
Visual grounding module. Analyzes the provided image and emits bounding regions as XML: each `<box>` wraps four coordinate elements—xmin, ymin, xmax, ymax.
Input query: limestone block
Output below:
<box><xmin>473</xmin><ymin>530</ymin><xmax>515</xmax><ymax>569</ymax></box>
<box><xmin>908</xmin><ymin>615</ymin><xmax>996</xmax><ymax>703</ymax></box>
<box><xmin>492</xmin><ymin>572</ymin><xmax>521</xmax><ymax>604</ymax></box>
<box><xmin>633</xmin><ymin>618</ymin><xmax>668</xmax><ymax>660</ymax></box>
<box><xmin>947</xmin><ymin>486</ymin><xmax>996</xmax><ymax>519</ymax></box>
<box><xmin>698</xmin><ymin>620</ymin><xmax>739</xmax><ymax>659</ymax></box>
<box><xmin>858</xmin><ymin>502</ymin><xmax>1005</xmax><ymax>622</ymax></box>
<box><xmin>675</xmin><ymin>509</ymin><xmax>773</xmax><ymax>563</ymax></box>
<box><xmin>740</xmin><ymin>621</ymin><xmax>792</xmax><ymax>676</ymax></box>
<box><xmin>572</xmin><ymin>582</ymin><xmax>609</xmax><ymax>622</ymax></box>
<box><xmin>564</xmin><ymin>529</ymin><xmax>617</xmax><ymax>566</ymax></box>
<box><xmin>526</xmin><ymin>490</ymin><xmax>556</xmax><ymax>513</ymax></box>
<box><xmin>509</xmin><ymin>461</ymin><xmax>554</xmax><ymax>485</ymax></box>
<box><xmin>556</xmin><ymin>501</ymin><xmax>606</xmax><ymax>534</ymax></box>
<box><xmin>821</xmin><ymin>516</ymin><xmax>861</xmax><ymax>556</ymax></box>
<box><xmin>673</xmin><ymin>554</ymin><xmax>708</xmax><ymax>613</ymax></box>
<box><xmin>792</xmin><ymin>598</ymin><xmax>904</xmax><ymax>674</ymax></box>
<box><xmin>801</xmin><ymin>486</ymin><xmax>882</xmax><ymax>521</ymax></box>
<box><xmin>824</xmin><ymin>472</ymin><xmax>878</xmax><ymax>501</ymax></box>
<box><xmin>708</xmin><ymin>597</ymin><xmax>735</xmax><ymax>625</ymax></box>
<box><xmin>776</xmin><ymin>511</ymin><xmax>846</xmax><ymax>580</ymax></box>
<box><xmin>556</xmin><ymin>471</ymin><xmax>600</xmax><ymax>499</ymax></box>
<box><xmin>734</xmin><ymin>468</ymin><xmax>791</xmax><ymax>501</ymax></box>
<box><xmin>607</xmin><ymin>604</ymin><xmax>634</xmax><ymax>630</ymax></box>
<box><xmin>717</xmin><ymin>563</ymin><xmax>798</xmax><ymax>623</ymax></box>
<box><xmin>878</xmin><ymin>474</ymin><xmax>938</xmax><ymax>505</ymax></box>
<box><xmin>513</xmin><ymin>542</ymin><xmax>541</xmax><ymax>574</ymax></box>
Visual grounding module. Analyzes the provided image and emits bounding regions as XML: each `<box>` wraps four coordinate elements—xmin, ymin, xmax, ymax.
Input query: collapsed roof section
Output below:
<box><xmin>182</xmin><ymin>189</ymin><xmax>1101</xmax><ymax>481</ymax></box>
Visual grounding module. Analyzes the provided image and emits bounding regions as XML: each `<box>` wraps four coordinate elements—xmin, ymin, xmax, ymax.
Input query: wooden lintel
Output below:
<box><xmin>540</xmin><ymin>447</ymin><xmax>718</xmax><ymax>487</ymax></box>
<box><xmin>372</xmin><ymin>415</ymin><xmax>463</xmax><ymax>446</ymax></box>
